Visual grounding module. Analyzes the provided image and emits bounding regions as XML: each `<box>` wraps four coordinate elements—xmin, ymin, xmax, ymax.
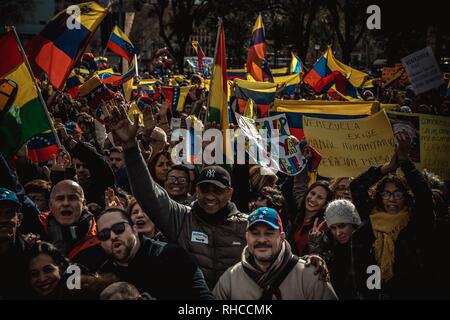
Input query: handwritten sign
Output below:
<box><xmin>401</xmin><ymin>47</ymin><xmax>445</xmax><ymax>95</ymax></box>
<box><xmin>303</xmin><ymin>111</ymin><xmax>395</xmax><ymax>178</ymax></box>
<box><xmin>387</xmin><ymin>111</ymin><xmax>450</xmax><ymax>179</ymax></box>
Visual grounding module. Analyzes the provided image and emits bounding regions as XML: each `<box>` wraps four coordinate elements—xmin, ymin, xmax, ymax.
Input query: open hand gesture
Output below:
<box><xmin>104</xmin><ymin>188</ymin><xmax>124</xmax><ymax>209</ymax></box>
<box><xmin>395</xmin><ymin>131</ymin><xmax>412</xmax><ymax>161</ymax></box>
<box><xmin>102</xmin><ymin>100</ymin><xmax>139</xmax><ymax>146</ymax></box>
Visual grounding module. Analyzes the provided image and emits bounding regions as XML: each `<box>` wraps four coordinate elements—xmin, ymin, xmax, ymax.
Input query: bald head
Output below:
<box><xmin>150</xmin><ymin>127</ymin><xmax>168</xmax><ymax>153</ymax></box>
<box><xmin>49</xmin><ymin>180</ymin><xmax>85</xmax><ymax>226</ymax></box>
<box><xmin>51</xmin><ymin>180</ymin><xmax>84</xmax><ymax>199</ymax></box>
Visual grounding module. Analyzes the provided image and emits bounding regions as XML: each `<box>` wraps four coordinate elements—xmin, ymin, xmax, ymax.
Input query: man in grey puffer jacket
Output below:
<box><xmin>103</xmin><ymin>103</ymin><xmax>247</xmax><ymax>289</ymax></box>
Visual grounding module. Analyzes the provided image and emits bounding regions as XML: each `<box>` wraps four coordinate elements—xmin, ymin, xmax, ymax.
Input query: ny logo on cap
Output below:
<box><xmin>206</xmin><ymin>169</ymin><xmax>215</xmax><ymax>178</ymax></box>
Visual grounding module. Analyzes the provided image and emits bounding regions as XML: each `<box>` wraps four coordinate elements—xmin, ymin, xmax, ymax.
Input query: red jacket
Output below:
<box><xmin>38</xmin><ymin>211</ymin><xmax>100</xmax><ymax>260</ymax></box>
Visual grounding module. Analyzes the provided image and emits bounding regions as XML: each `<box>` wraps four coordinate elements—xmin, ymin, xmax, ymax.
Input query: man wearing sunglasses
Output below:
<box><xmin>96</xmin><ymin>207</ymin><xmax>214</xmax><ymax>300</ymax></box>
<box><xmin>103</xmin><ymin>103</ymin><xmax>247</xmax><ymax>290</ymax></box>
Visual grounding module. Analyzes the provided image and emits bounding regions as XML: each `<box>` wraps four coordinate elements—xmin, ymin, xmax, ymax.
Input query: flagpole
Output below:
<box><xmin>134</xmin><ymin>54</ymin><xmax>139</xmax><ymax>78</ymax></box>
<box><xmin>205</xmin><ymin>17</ymin><xmax>222</xmax><ymax>126</ymax></box>
<box><xmin>10</xmin><ymin>26</ymin><xmax>62</xmax><ymax>149</ymax></box>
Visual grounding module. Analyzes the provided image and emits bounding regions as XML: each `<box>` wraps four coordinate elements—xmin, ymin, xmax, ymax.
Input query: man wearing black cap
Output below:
<box><xmin>103</xmin><ymin>102</ymin><xmax>247</xmax><ymax>289</ymax></box>
<box><xmin>0</xmin><ymin>188</ymin><xmax>29</xmax><ymax>299</ymax></box>
<box><xmin>213</xmin><ymin>207</ymin><xmax>338</xmax><ymax>300</ymax></box>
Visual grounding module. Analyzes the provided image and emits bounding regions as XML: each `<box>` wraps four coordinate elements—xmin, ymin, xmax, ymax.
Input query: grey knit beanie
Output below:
<box><xmin>324</xmin><ymin>199</ymin><xmax>361</xmax><ymax>227</ymax></box>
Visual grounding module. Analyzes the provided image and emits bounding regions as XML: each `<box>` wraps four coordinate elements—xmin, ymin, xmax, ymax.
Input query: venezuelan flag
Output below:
<box><xmin>27</xmin><ymin>131</ymin><xmax>58</xmax><ymax>163</ymax></box>
<box><xmin>95</xmin><ymin>56</ymin><xmax>109</xmax><ymax>70</ymax></box>
<box><xmin>162</xmin><ymin>86</ymin><xmax>193</xmax><ymax>113</ymax></box>
<box><xmin>111</xmin><ymin>67</ymin><xmax>136</xmax><ymax>86</ymax></box>
<box><xmin>227</xmin><ymin>68</ymin><xmax>247</xmax><ymax>80</ymax></box>
<box><xmin>208</xmin><ymin>20</ymin><xmax>229</xmax><ymax>132</ymax></box>
<box><xmin>246</xmin><ymin>14</ymin><xmax>273</xmax><ymax>82</ymax></box>
<box><xmin>66</xmin><ymin>70</ymin><xmax>85</xmax><ymax>98</ymax></box>
<box><xmin>25</xmin><ymin>2</ymin><xmax>107</xmax><ymax>90</ymax></box>
<box><xmin>107</xmin><ymin>25</ymin><xmax>136</xmax><ymax>63</ymax></box>
<box><xmin>130</xmin><ymin>79</ymin><xmax>158</xmax><ymax>99</ymax></box>
<box><xmin>274</xmin><ymin>73</ymin><xmax>302</xmax><ymax>95</ymax></box>
<box><xmin>234</xmin><ymin>78</ymin><xmax>277</xmax><ymax>117</ymax></box>
<box><xmin>304</xmin><ymin>47</ymin><xmax>368</xmax><ymax>92</ymax></box>
<box><xmin>446</xmin><ymin>80</ymin><xmax>450</xmax><ymax>97</ymax></box>
<box><xmin>96</xmin><ymin>68</ymin><xmax>121</xmax><ymax>84</ymax></box>
<box><xmin>272</xmin><ymin>67</ymin><xmax>289</xmax><ymax>77</ymax></box>
<box><xmin>78</xmin><ymin>75</ymin><xmax>115</xmax><ymax>109</ymax></box>
<box><xmin>0</xmin><ymin>31</ymin><xmax>52</xmax><ymax>159</ymax></box>
<box><xmin>270</xmin><ymin>99</ymin><xmax>377</xmax><ymax>141</ymax></box>
<box><xmin>290</xmin><ymin>52</ymin><xmax>304</xmax><ymax>74</ymax></box>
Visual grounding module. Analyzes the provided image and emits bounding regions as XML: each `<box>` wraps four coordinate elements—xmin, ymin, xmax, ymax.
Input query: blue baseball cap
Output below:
<box><xmin>247</xmin><ymin>207</ymin><xmax>283</xmax><ymax>231</ymax></box>
<box><xmin>0</xmin><ymin>188</ymin><xmax>21</xmax><ymax>209</ymax></box>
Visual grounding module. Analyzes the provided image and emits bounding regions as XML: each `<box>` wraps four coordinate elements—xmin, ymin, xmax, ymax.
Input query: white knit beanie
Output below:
<box><xmin>324</xmin><ymin>199</ymin><xmax>361</xmax><ymax>227</ymax></box>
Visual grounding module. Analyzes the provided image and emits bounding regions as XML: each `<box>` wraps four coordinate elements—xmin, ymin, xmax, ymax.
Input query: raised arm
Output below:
<box><xmin>396</xmin><ymin>132</ymin><xmax>434</xmax><ymax>229</ymax></box>
<box><xmin>103</xmin><ymin>101</ymin><xmax>189</xmax><ymax>241</ymax></box>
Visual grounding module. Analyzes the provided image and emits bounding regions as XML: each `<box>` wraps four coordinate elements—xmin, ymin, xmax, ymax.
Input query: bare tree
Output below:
<box><xmin>149</xmin><ymin>0</ymin><xmax>211</xmax><ymax>69</ymax></box>
<box><xmin>325</xmin><ymin>0</ymin><xmax>369</xmax><ymax>63</ymax></box>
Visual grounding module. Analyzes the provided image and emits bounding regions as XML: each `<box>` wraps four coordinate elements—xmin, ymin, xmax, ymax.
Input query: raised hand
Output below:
<box><xmin>381</xmin><ymin>151</ymin><xmax>399</xmax><ymax>175</ymax></box>
<box><xmin>309</xmin><ymin>218</ymin><xmax>326</xmax><ymax>240</ymax></box>
<box><xmin>395</xmin><ymin>131</ymin><xmax>412</xmax><ymax>161</ymax></box>
<box><xmin>51</xmin><ymin>148</ymin><xmax>71</xmax><ymax>172</ymax></box>
<box><xmin>158</xmin><ymin>101</ymin><xmax>169</xmax><ymax>119</ymax></box>
<box><xmin>102</xmin><ymin>101</ymin><xmax>139</xmax><ymax>147</ymax></box>
<box><xmin>142</xmin><ymin>105</ymin><xmax>157</xmax><ymax>133</ymax></box>
<box><xmin>104</xmin><ymin>187</ymin><xmax>124</xmax><ymax>209</ymax></box>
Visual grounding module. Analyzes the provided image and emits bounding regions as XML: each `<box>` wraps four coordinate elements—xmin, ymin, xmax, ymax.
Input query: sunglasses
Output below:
<box><xmin>97</xmin><ymin>221</ymin><xmax>130</xmax><ymax>241</ymax></box>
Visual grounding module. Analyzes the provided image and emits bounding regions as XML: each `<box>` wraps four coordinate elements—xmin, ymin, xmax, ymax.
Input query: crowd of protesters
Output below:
<box><xmin>1</xmin><ymin>53</ymin><xmax>449</xmax><ymax>301</ymax></box>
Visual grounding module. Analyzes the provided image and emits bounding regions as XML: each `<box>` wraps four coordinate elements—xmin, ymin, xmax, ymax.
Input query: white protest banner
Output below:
<box><xmin>401</xmin><ymin>47</ymin><xmax>445</xmax><ymax>95</ymax></box>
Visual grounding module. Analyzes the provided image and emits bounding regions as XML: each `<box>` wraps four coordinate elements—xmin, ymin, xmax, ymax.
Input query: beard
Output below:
<box><xmin>112</xmin><ymin>238</ymin><xmax>134</xmax><ymax>262</ymax></box>
<box><xmin>252</xmin><ymin>244</ymin><xmax>277</xmax><ymax>263</ymax></box>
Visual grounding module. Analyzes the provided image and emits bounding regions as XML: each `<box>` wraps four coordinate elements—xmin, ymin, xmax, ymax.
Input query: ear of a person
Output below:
<box><xmin>16</xmin><ymin>212</ymin><xmax>23</xmax><ymax>227</ymax></box>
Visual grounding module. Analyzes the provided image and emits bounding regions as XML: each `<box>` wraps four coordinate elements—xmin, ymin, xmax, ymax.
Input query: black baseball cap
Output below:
<box><xmin>196</xmin><ymin>166</ymin><xmax>231</xmax><ymax>189</ymax></box>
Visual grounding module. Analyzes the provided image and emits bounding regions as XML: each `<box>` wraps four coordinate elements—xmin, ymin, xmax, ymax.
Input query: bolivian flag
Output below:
<box><xmin>0</xmin><ymin>31</ymin><xmax>52</xmax><ymax>159</ymax></box>
<box><xmin>207</xmin><ymin>20</ymin><xmax>229</xmax><ymax>132</ymax></box>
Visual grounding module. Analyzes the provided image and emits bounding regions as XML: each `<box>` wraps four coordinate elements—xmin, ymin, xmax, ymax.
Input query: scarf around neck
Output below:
<box><xmin>370</xmin><ymin>207</ymin><xmax>410</xmax><ymax>283</ymax></box>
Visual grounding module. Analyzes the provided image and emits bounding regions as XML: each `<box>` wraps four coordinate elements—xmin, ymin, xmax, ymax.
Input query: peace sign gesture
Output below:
<box><xmin>309</xmin><ymin>218</ymin><xmax>327</xmax><ymax>240</ymax></box>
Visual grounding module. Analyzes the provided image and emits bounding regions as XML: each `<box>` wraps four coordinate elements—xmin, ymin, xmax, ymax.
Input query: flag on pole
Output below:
<box><xmin>0</xmin><ymin>31</ymin><xmax>52</xmax><ymax>159</ymax></box>
<box><xmin>191</xmin><ymin>40</ymin><xmax>205</xmax><ymax>74</ymax></box>
<box><xmin>290</xmin><ymin>52</ymin><xmax>304</xmax><ymax>74</ymax></box>
<box><xmin>207</xmin><ymin>19</ymin><xmax>229</xmax><ymax>133</ymax></box>
<box><xmin>107</xmin><ymin>25</ymin><xmax>136</xmax><ymax>63</ymax></box>
<box><xmin>246</xmin><ymin>14</ymin><xmax>273</xmax><ymax>82</ymax></box>
<box><xmin>25</xmin><ymin>1</ymin><xmax>108</xmax><ymax>90</ymax></box>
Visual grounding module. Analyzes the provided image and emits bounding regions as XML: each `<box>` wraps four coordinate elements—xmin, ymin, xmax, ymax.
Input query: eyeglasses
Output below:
<box><xmin>97</xmin><ymin>221</ymin><xmax>130</xmax><ymax>241</ymax></box>
<box><xmin>380</xmin><ymin>191</ymin><xmax>404</xmax><ymax>200</ymax></box>
<box><xmin>167</xmin><ymin>176</ymin><xmax>187</xmax><ymax>184</ymax></box>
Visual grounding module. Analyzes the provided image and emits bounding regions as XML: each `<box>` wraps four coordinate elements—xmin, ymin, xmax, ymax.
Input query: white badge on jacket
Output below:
<box><xmin>191</xmin><ymin>231</ymin><xmax>209</xmax><ymax>244</ymax></box>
